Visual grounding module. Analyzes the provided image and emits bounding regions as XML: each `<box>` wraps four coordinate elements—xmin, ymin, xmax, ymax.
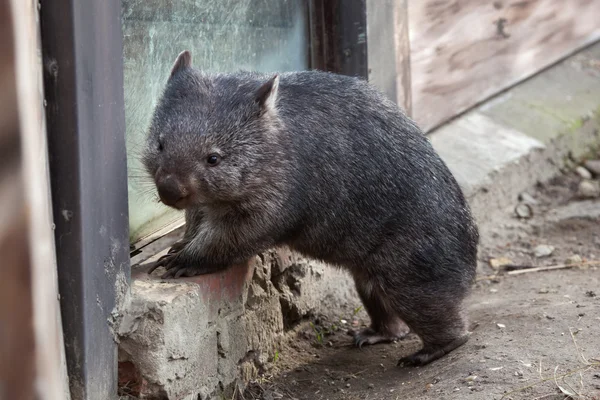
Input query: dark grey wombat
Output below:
<box><xmin>143</xmin><ymin>50</ymin><xmax>479</xmax><ymax>366</ymax></box>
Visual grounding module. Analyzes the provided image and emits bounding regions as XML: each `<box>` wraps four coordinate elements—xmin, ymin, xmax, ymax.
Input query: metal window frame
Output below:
<box><xmin>39</xmin><ymin>0</ymin><xmax>368</xmax><ymax>398</ymax></box>
<box><xmin>40</xmin><ymin>0</ymin><xmax>130</xmax><ymax>399</ymax></box>
<box><xmin>309</xmin><ymin>0</ymin><xmax>368</xmax><ymax>78</ymax></box>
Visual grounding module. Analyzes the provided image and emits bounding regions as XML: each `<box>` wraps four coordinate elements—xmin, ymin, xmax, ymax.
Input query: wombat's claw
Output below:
<box><xmin>146</xmin><ymin>241</ymin><xmax>189</xmax><ymax>274</ymax></box>
<box><xmin>146</xmin><ymin>253</ymin><xmax>175</xmax><ymax>274</ymax></box>
<box><xmin>167</xmin><ymin>240</ymin><xmax>188</xmax><ymax>255</ymax></box>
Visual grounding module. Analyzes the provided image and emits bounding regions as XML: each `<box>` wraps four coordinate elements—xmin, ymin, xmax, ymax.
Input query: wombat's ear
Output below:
<box><xmin>255</xmin><ymin>74</ymin><xmax>279</xmax><ymax>113</ymax></box>
<box><xmin>169</xmin><ymin>50</ymin><xmax>192</xmax><ymax>79</ymax></box>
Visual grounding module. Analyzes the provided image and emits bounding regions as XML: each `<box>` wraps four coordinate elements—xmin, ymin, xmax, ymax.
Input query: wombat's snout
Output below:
<box><xmin>156</xmin><ymin>173</ymin><xmax>189</xmax><ymax>209</ymax></box>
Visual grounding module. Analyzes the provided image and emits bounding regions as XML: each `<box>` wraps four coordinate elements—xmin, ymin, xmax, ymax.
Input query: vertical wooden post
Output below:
<box><xmin>0</xmin><ymin>2</ymin><xmax>35</xmax><ymax>399</ymax></box>
<box><xmin>365</xmin><ymin>0</ymin><xmax>412</xmax><ymax>115</ymax></box>
<box><xmin>8</xmin><ymin>0</ymin><xmax>72</xmax><ymax>398</ymax></box>
<box><xmin>394</xmin><ymin>0</ymin><xmax>412</xmax><ymax>117</ymax></box>
<box><xmin>1</xmin><ymin>0</ymin><xmax>71</xmax><ymax>399</ymax></box>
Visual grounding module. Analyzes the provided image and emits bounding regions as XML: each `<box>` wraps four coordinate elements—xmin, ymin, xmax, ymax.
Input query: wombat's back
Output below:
<box><xmin>271</xmin><ymin>71</ymin><xmax>478</xmax><ymax>282</ymax></box>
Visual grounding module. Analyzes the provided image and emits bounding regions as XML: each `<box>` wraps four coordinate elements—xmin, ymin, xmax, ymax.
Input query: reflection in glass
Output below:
<box><xmin>122</xmin><ymin>0</ymin><xmax>308</xmax><ymax>242</ymax></box>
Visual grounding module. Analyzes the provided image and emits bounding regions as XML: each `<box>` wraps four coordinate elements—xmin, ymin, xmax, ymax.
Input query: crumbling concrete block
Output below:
<box><xmin>117</xmin><ymin>250</ymin><xmax>356</xmax><ymax>399</ymax></box>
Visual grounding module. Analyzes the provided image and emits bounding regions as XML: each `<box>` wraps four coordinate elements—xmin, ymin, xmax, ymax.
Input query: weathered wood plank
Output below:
<box><xmin>10</xmin><ymin>0</ymin><xmax>72</xmax><ymax>398</ymax></box>
<box><xmin>367</xmin><ymin>0</ymin><xmax>412</xmax><ymax>114</ymax></box>
<box><xmin>0</xmin><ymin>2</ymin><xmax>35</xmax><ymax>398</ymax></box>
<box><xmin>394</xmin><ymin>0</ymin><xmax>412</xmax><ymax>116</ymax></box>
<box><xmin>409</xmin><ymin>0</ymin><xmax>600</xmax><ymax>132</ymax></box>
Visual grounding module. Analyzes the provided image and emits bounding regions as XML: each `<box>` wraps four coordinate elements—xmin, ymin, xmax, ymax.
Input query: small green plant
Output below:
<box><xmin>353</xmin><ymin>306</ymin><xmax>363</xmax><ymax>316</ymax></box>
<box><xmin>273</xmin><ymin>350</ymin><xmax>280</xmax><ymax>363</ymax></box>
<box><xmin>309</xmin><ymin>322</ymin><xmax>324</xmax><ymax>345</ymax></box>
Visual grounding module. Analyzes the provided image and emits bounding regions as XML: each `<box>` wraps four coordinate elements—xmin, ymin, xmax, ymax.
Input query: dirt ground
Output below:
<box><xmin>243</xmin><ymin>158</ymin><xmax>600</xmax><ymax>400</ymax></box>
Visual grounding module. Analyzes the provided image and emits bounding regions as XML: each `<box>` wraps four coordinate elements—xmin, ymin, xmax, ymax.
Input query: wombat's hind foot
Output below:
<box><xmin>397</xmin><ymin>333</ymin><xmax>470</xmax><ymax>367</ymax></box>
<box><xmin>351</xmin><ymin>320</ymin><xmax>410</xmax><ymax>348</ymax></box>
<box><xmin>351</xmin><ymin>327</ymin><xmax>403</xmax><ymax>348</ymax></box>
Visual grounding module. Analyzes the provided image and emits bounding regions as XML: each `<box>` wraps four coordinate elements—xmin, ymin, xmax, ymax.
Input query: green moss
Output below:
<box><xmin>566</xmin><ymin>118</ymin><xmax>584</xmax><ymax>132</ymax></box>
<box><xmin>525</xmin><ymin>101</ymin><xmax>573</xmax><ymax>125</ymax></box>
<box><xmin>525</xmin><ymin>101</ymin><xmax>600</xmax><ymax>136</ymax></box>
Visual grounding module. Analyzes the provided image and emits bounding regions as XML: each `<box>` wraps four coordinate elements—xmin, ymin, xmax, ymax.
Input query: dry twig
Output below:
<box><xmin>507</xmin><ymin>261</ymin><xmax>600</xmax><ymax>276</ymax></box>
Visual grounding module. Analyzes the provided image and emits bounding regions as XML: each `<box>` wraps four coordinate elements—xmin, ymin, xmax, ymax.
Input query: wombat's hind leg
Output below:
<box><xmin>397</xmin><ymin>333</ymin><xmax>469</xmax><ymax>366</ymax></box>
<box><xmin>395</xmin><ymin>296</ymin><xmax>471</xmax><ymax>366</ymax></box>
<box><xmin>351</xmin><ymin>277</ymin><xmax>410</xmax><ymax>348</ymax></box>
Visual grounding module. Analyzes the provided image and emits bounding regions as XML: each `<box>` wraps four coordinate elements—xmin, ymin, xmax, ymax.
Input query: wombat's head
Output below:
<box><xmin>143</xmin><ymin>50</ymin><xmax>282</xmax><ymax>210</ymax></box>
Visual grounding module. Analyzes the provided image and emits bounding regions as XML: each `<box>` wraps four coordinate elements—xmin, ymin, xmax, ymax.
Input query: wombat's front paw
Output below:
<box><xmin>160</xmin><ymin>263</ymin><xmax>205</xmax><ymax>279</ymax></box>
<box><xmin>146</xmin><ymin>252</ymin><xmax>176</xmax><ymax>275</ymax></box>
<box><xmin>167</xmin><ymin>239</ymin><xmax>189</xmax><ymax>255</ymax></box>
<box><xmin>146</xmin><ymin>253</ymin><xmax>203</xmax><ymax>279</ymax></box>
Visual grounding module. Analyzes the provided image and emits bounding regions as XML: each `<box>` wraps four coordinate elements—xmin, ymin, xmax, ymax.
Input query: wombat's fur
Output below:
<box><xmin>143</xmin><ymin>50</ymin><xmax>479</xmax><ymax>366</ymax></box>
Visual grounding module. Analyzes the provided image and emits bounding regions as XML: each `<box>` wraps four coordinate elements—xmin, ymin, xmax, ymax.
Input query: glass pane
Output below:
<box><xmin>122</xmin><ymin>0</ymin><xmax>309</xmax><ymax>243</ymax></box>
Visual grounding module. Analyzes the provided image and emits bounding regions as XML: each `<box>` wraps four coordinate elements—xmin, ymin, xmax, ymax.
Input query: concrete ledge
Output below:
<box><xmin>117</xmin><ymin>252</ymin><xmax>357</xmax><ymax>399</ymax></box>
<box><xmin>117</xmin><ymin>42</ymin><xmax>600</xmax><ymax>399</ymax></box>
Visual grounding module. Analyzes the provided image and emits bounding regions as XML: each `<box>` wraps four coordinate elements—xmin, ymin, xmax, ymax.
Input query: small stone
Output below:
<box><xmin>340</xmin><ymin>319</ymin><xmax>347</xmax><ymax>324</ymax></box>
<box><xmin>368</xmin><ymin>383</ymin><xmax>375</xmax><ymax>389</ymax></box>
<box><xmin>465</xmin><ymin>375</ymin><xmax>477</xmax><ymax>382</ymax></box>
<box><xmin>565</xmin><ymin>254</ymin><xmax>583</xmax><ymax>265</ymax></box>
<box><xmin>534</xmin><ymin>244</ymin><xmax>555</xmax><ymax>258</ymax></box>
<box><xmin>425</xmin><ymin>383</ymin><xmax>433</xmax><ymax>391</ymax></box>
<box><xmin>518</xmin><ymin>192</ymin><xmax>538</xmax><ymax>205</ymax></box>
<box><xmin>545</xmin><ymin>314</ymin><xmax>555</xmax><ymax>320</ymax></box>
<box><xmin>346</xmin><ymin>383</ymin><xmax>350</xmax><ymax>388</ymax></box>
<box><xmin>496</xmin><ymin>323</ymin><xmax>506</xmax><ymax>329</ymax></box>
<box><xmin>515</xmin><ymin>203</ymin><xmax>533</xmax><ymax>219</ymax></box>
<box><xmin>489</xmin><ymin>257</ymin><xmax>513</xmax><ymax>270</ymax></box>
<box><xmin>575</xmin><ymin>166</ymin><xmax>593</xmax><ymax>180</ymax></box>
<box><xmin>584</xmin><ymin>159</ymin><xmax>600</xmax><ymax>176</ymax></box>
<box><xmin>578</xmin><ymin>180</ymin><xmax>600</xmax><ymax>199</ymax></box>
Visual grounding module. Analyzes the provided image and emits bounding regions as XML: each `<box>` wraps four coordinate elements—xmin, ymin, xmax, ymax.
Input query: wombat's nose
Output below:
<box><xmin>156</xmin><ymin>175</ymin><xmax>186</xmax><ymax>207</ymax></box>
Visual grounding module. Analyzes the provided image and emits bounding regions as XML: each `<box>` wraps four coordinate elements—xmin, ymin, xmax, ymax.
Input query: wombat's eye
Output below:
<box><xmin>206</xmin><ymin>154</ymin><xmax>221</xmax><ymax>166</ymax></box>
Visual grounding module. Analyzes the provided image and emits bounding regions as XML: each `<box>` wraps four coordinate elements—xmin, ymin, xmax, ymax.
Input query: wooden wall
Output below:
<box><xmin>7</xmin><ymin>0</ymin><xmax>71</xmax><ymax>398</ymax></box>
<box><xmin>403</xmin><ymin>0</ymin><xmax>600</xmax><ymax>132</ymax></box>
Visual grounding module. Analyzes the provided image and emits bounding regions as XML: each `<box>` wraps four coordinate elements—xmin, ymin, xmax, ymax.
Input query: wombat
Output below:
<box><xmin>143</xmin><ymin>50</ymin><xmax>479</xmax><ymax>366</ymax></box>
